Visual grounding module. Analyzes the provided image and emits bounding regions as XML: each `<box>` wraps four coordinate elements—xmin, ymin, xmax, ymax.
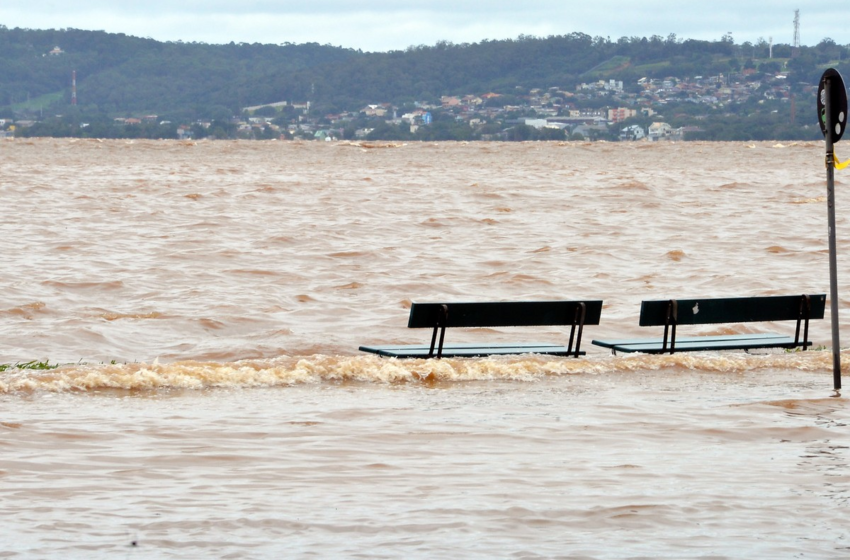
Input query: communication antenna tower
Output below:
<box><xmin>71</xmin><ymin>70</ymin><xmax>77</xmax><ymax>105</ymax></box>
<box><xmin>793</xmin><ymin>9</ymin><xmax>800</xmax><ymax>49</ymax></box>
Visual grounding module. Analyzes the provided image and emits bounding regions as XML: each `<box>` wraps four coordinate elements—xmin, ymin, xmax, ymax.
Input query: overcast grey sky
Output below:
<box><xmin>0</xmin><ymin>1</ymin><xmax>846</xmax><ymax>52</ymax></box>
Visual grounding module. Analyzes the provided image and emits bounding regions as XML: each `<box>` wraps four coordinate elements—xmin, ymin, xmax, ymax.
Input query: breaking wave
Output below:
<box><xmin>1</xmin><ymin>350</ymin><xmax>841</xmax><ymax>393</ymax></box>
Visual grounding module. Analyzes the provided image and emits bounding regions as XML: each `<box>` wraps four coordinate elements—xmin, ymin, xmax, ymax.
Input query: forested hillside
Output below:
<box><xmin>0</xmin><ymin>26</ymin><xmax>358</xmax><ymax>119</ymax></box>
<box><xmin>2</xmin><ymin>25</ymin><xmax>849</xmax><ymax>141</ymax></box>
<box><xmin>280</xmin><ymin>34</ymin><xmax>759</xmax><ymax>113</ymax></box>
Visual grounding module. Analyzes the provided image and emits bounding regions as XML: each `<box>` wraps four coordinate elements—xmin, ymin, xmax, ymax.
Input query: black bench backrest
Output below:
<box><xmin>639</xmin><ymin>294</ymin><xmax>826</xmax><ymax>327</ymax></box>
<box><xmin>408</xmin><ymin>301</ymin><xmax>603</xmax><ymax>329</ymax></box>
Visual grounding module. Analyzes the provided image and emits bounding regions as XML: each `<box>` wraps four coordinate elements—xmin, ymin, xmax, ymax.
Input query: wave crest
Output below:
<box><xmin>0</xmin><ymin>351</ymin><xmax>840</xmax><ymax>393</ymax></box>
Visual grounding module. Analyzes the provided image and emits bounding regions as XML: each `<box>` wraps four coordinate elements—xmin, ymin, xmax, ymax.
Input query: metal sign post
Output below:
<box><xmin>817</xmin><ymin>68</ymin><xmax>847</xmax><ymax>391</ymax></box>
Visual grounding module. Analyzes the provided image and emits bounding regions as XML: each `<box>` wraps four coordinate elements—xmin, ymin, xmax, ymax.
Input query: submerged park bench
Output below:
<box><xmin>359</xmin><ymin>300</ymin><xmax>603</xmax><ymax>359</ymax></box>
<box><xmin>592</xmin><ymin>294</ymin><xmax>826</xmax><ymax>355</ymax></box>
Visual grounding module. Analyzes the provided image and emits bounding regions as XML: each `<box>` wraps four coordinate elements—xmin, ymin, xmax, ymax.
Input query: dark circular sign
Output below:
<box><xmin>818</xmin><ymin>68</ymin><xmax>848</xmax><ymax>143</ymax></box>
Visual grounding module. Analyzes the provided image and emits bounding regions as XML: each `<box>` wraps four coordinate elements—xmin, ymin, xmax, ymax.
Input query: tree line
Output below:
<box><xmin>2</xmin><ymin>25</ymin><xmax>849</xmax><ymax>140</ymax></box>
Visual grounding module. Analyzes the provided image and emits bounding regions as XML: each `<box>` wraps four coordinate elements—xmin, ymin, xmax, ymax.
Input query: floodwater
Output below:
<box><xmin>0</xmin><ymin>138</ymin><xmax>848</xmax><ymax>558</ymax></box>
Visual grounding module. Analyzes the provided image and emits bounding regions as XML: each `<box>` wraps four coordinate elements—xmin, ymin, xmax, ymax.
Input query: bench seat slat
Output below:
<box><xmin>592</xmin><ymin>332</ymin><xmax>791</xmax><ymax>348</ymax></box>
<box><xmin>359</xmin><ymin>343</ymin><xmax>584</xmax><ymax>358</ymax></box>
<box><xmin>592</xmin><ymin>333</ymin><xmax>807</xmax><ymax>354</ymax></box>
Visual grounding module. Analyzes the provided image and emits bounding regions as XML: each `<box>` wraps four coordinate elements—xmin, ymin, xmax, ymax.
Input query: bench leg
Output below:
<box><xmin>427</xmin><ymin>304</ymin><xmax>449</xmax><ymax>359</ymax></box>
<box><xmin>568</xmin><ymin>302</ymin><xmax>587</xmax><ymax>358</ymax></box>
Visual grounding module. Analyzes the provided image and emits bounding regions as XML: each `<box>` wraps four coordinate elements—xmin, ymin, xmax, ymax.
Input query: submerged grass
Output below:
<box><xmin>0</xmin><ymin>360</ymin><xmax>60</xmax><ymax>372</ymax></box>
<box><xmin>1</xmin><ymin>359</ymin><xmax>122</xmax><ymax>372</ymax></box>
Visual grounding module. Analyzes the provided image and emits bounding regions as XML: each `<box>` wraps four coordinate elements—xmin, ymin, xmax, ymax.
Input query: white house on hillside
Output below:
<box><xmin>648</xmin><ymin>122</ymin><xmax>673</xmax><ymax>141</ymax></box>
<box><xmin>620</xmin><ymin>125</ymin><xmax>646</xmax><ymax>141</ymax></box>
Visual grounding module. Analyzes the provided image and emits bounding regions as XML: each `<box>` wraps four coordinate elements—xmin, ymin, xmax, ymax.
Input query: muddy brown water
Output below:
<box><xmin>0</xmin><ymin>138</ymin><xmax>847</xmax><ymax>558</ymax></box>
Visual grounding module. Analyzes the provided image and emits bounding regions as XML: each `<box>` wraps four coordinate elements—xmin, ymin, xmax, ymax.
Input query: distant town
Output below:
<box><xmin>3</xmin><ymin>67</ymin><xmax>814</xmax><ymax>142</ymax></box>
<box><xmin>283</xmin><ymin>70</ymin><xmax>812</xmax><ymax>142</ymax></box>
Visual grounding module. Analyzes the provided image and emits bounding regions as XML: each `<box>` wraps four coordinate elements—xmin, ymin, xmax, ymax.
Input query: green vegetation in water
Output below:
<box><xmin>0</xmin><ymin>360</ymin><xmax>60</xmax><ymax>372</ymax></box>
<box><xmin>785</xmin><ymin>345</ymin><xmax>829</xmax><ymax>353</ymax></box>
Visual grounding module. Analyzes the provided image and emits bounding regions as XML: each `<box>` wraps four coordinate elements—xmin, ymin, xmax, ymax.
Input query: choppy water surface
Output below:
<box><xmin>1</xmin><ymin>138</ymin><xmax>848</xmax><ymax>558</ymax></box>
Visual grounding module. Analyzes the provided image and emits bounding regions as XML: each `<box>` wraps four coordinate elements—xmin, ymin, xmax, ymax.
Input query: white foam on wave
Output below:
<box><xmin>0</xmin><ymin>350</ymin><xmax>842</xmax><ymax>393</ymax></box>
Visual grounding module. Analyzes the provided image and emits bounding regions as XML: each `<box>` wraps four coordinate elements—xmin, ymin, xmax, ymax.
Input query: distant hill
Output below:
<box><xmin>1</xmin><ymin>25</ymin><xmax>847</xmax><ymax>120</ymax></box>
<box><xmin>0</xmin><ymin>26</ymin><xmax>358</xmax><ymax>119</ymax></box>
